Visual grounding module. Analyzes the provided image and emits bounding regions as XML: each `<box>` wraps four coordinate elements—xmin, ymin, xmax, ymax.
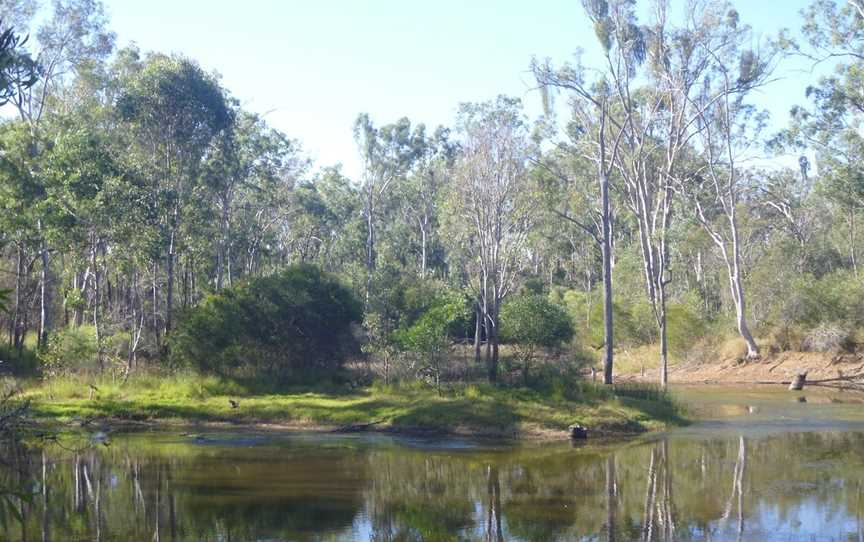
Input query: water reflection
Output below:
<box><xmin>2</xmin><ymin>429</ymin><xmax>864</xmax><ymax>540</ymax></box>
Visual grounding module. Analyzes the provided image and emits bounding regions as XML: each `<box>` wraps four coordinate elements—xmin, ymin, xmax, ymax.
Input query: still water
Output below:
<box><xmin>2</xmin><ymin>386</ymin><xmax>864</xmax><ymax>541</ymax></box>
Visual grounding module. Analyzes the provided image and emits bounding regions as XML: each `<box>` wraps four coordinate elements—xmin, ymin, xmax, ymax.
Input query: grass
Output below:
<box><xmin>16</xmin><ymin>373</ymin><xmax>686</xmax><ymax>439</ymax></box>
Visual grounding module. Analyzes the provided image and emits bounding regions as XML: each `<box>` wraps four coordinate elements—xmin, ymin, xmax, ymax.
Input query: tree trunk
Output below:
<box><xmin>216</xmin><ymin>197</ymin><xmax>230</xmax><ymax>290</ymax></box>
<box><xmin>11</xmin><ymin>244</ymin><xmax>23</xmax><ymax>348</ymax></box>
<box><xmin>729</xmin><ymin>252</ymin><xmax>758</xmax><ymax>358</ymax></box>
<box><xmin>165</xmin><ymin>228</ymin><xmax>176</xmax><ymax>336</ymax></box>
<box><xmin>850</xmin><ymin>209</ymin><xmax>858</xmax><ymax>278</ymax></box>
<box><xmin>600</xmin><ymin>172</ymin><xmax>614</xmax><ymax>385</ymax></box>
<box><xmin>488</xmin><ymin>300</ymin><xmax>499</xmax><ymax>383</ymax></box>
<box><xmin>474</xmin><ymin>305</ymin><xmax>482</xmax><ymax>365</ymax></box>
<box><xmin>38</xmin><ymin>221</ymin><xmax>51</xmax><ymax>351</ymax></box>
<box><xmin>420</xmin><ymin>219</ymin><xmax>427</xmax><ymax>279</ymax></box>
<box><xmin>91</xmin><ymin>239</ymin><xmax>104</xmax><ymax>373</ymax></box>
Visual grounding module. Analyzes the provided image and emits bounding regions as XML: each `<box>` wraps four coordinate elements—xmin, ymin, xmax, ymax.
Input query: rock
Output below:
<box><xmin>568</xmin><ymin>424</ymin><xmax>588</xmax><ymax>440</ymax></box>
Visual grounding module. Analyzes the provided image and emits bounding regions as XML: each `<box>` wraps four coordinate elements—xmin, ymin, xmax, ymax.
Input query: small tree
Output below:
<box><xmin>500</xmin><ymin>294</ymin><xmax>574</xmax><ymax>385</ymax></box>
<box><xmin>395</xmin><ymin>297</ymin><xmax>468</xmax><ymax>392</ymax></box>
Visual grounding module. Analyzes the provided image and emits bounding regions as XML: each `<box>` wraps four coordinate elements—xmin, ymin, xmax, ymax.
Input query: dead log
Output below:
<box><xmin>788</xmin><ymin>372</ymin><xmax>807</xmax><ymax>391</ymax></box>
<box><xmin>333</xmin><ymin>419</ymin><xmax>385</xmax><ymax>433</ymax></box>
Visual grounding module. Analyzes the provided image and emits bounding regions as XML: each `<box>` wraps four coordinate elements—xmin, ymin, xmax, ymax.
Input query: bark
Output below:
<box><xmin>165</xmin><ymin>227</ymin><xmax>176</xmax><ymax>336</ymax></box>
<box><xmin>850</xmin><ymin>209</ymin><xmax>858</xmax><ymax>278</ymax></box>
<box><xmin>729</xmin><ymin>220</ymin><xmax>759</xmax><ymax>357</ymax></box>
<box><xmin>38</xmin><ymin>220</ymin><xmax>51</xmax><ymax>350</ymax></box>
<box><xmin>91</xmin><ymin>238</ymin><xmax>104</xmax><ymax>373</ymax></box>
<box><xmin>474</xmin><ymin>305</ymin><xmax>482</xmax><ymax>365</ymax></box>
<box><xmin>215</xmin><ymin>195</ymin><xmax>229</xmax><ymax>291</ymax></box>
<box><xmin>601</xmin><ymin>171</ymin><xmax>615</xmax><ymax>385</ymax></box>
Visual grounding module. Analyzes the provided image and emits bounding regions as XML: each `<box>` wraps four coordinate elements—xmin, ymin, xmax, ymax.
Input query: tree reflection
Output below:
<box><xmin>605</xmin><ymin>454</ymin><xmax>617</xmax><ymax>542</ymax></box>
<box><xmin>1</xmin><ymin>430</ymin><xmax>864</xmax><ymax>540</ymax></box>
<box><xmin>721</xmin><ymin>436</ymin><xmax>747</xmax><ymax>540</ymax></box>
<box><xmin>640</xmin><ymin>438</ymin><xmax>676</xmax><ymax>542</ymax></box>
<box><xmin>484</xmin><ymin>465</ymin><xmax>504</xmax><ymax>542</ymax></box>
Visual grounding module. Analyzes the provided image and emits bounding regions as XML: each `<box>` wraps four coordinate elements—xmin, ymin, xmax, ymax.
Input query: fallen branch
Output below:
<box><xmin>332</xmin><ymin>419</ymin><xmax>386</xmax><ymax>433</ymax></box>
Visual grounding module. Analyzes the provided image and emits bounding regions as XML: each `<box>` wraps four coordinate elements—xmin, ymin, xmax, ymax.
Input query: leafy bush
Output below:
<box><xmin>39</xmin><ymin>325</ymin><xmax>99</xmax><ymax>377</ymax></box>
<box><xmin>500</xmin><ymin>294</ymin><xmax>575</xmax><ymax>383</ymax></box>
<box><xmin>169</xmin><ymin>264</ymin><xmax>362</xmax><ymax>382</ymax></box>
<box><xmin>394</xmin><ymin>294</ymin><xmax>469</xmax><ymax>389</ymax></box>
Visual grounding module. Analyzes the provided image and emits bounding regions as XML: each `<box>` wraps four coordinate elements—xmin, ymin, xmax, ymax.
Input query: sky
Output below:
<box><xmin>21</xmin><ymin>0</ymin><xmax>825</xmax><ymax>178</ymax></box>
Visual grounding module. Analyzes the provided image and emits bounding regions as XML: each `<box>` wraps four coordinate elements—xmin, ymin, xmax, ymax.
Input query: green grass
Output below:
<box><xmin>19</xmin><ymin>373</ymin><xmax>686</xmax><ymax>439</ymax></box>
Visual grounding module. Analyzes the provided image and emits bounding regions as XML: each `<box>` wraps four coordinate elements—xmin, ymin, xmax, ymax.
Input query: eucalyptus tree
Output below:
<box><xmin>2</xmin><ymin>0</ymin><xmax>114</xmax><ymax>349</ymax></box>
<box><xmin>117</xmin><ymin>54</ymin><xmax>230</xmax><ymax>335</ymax></box>
<box><xmin>41</xmin><ymin>120</ymin><xmax>123</xmax><ymax>369</ymax></box>
<box><xmin>397</xmin><ymin>126</ymin><xmax>455</xmax><ymax>278</ymax></box>
<box><xmin>781</xmin><ymin>0</ymin><xmax>864</xmax><ymax>276</ymax></box>
<box><xmin>203</xmin><ymin>109</ymin><xmax>306</xmax><ymax>289</ymax></box>
<box><xmin>355</xmin><ymin>116</ymin><xmax>418</xmax><ymax>270</ymax></box>
<box><xmin>665</xmin><ymin>0</ymin><xmax>776</xmax><ymax>358</ymax></box>
<box><xmin>532</xmin><ymin>1</ymin><xmax>631</xmax><ymax>384</ymax></box>
<box><xmin>443</xmin><ymin>96</ymin><xmax>536</xmax><ymax>382</ymax></box>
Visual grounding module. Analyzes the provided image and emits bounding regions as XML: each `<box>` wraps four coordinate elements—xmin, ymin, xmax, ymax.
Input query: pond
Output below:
<box><xmin>2</xmin><ymin>385</ymin><xmax>864</xmax><ymax>541</ymax></box>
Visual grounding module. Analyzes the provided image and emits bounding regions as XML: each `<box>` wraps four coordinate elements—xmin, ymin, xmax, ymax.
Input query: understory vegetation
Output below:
<box><xmin>2</xmin><ymin>0</ymin><xmax>864</xmax><ymax>436</ymax></box>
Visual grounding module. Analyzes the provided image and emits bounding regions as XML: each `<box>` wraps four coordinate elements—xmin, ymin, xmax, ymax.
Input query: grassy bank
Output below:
<box><xmin>16</xmin><ymin>375</ymin><xmax>685</xmax><ymax>439</ymax></box>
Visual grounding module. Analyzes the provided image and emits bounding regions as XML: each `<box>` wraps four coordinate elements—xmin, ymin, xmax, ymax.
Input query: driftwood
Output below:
<box><xmin>789</xmin><ymin>372</ymin><xmax>808</xmax><ymax>391</ymax></box>
<box><xmin>333</xmin><ymin>419</ymin><xmax>386</xmax><ymax>433</ymax></box>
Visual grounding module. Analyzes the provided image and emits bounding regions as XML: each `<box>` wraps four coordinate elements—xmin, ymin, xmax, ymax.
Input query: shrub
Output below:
<box><xmin>500</xmin><ymin>294</ymin><xmax>575</xmax><ymax>384</ymax></box>
<box><xmin>169</xmin><ymin>264</ymin><xmax>362</xmax><ymax>382</ymax></box>
<box><xmin>801</xmin><ymin>323</ymin><xmax>853</xmax><ymax>352</ymax></box>
<box><xmin>394</xmin><ymin>295</ymin><xmax>469</xmax><ymax>389</ymax></box>
<box><xmin>39</xmin><ymin>325</ymin><xmax>99</xmax><ymax>377</ymax></box>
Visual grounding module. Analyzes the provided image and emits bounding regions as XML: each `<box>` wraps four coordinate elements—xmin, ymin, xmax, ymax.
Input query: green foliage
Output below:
<box><xmin>394</xmin><ymin>293</ymin><xmax>469</xmax><ymax>387</ymax></box>
<box><xmin>500</xmin><ymin>293</ymin><xmax>575</xmax><ymax>383</ymax></box>
<box><xmin>768</xmin><ymin>270</ymin><xmax>864</xmax><ymax>328</ymax></box>
<box><xmin>395</xmin><ymin>295</ymin><xmax>468</xmax><ymax>356</ymax></box>
<box><xmin>39</xmin><ymin>326</ymin><xmax>99</xmax><ymax>377</ymax></box>
<box><xmin>169</xmin><ymin>264</ymin><xmax>362</xmax><ymax>382</ymax></box>
<box><xmin>500</xmin><ymin>294</ymin><xmax>574</xmax><ymax>349</ymax></box>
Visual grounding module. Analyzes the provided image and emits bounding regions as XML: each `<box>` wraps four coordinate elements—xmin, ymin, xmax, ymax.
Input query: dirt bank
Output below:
<box><xmin>630</xmin><ymin>350</ymin><xmax>864</xmax><ymax>390</ymax></box>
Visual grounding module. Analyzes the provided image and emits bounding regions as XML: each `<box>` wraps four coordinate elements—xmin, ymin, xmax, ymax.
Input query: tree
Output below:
<box><xmin>118</xmin><ymin>54</ymin><xmax>230</xmax><ymax>336</ymax></box>
<box><xmin>500</xmin><ymin>294</ymin><xmax>574</xmax><ymax>384</ymax></box>
<box><xmin>2</xmin><ymin>0</ymin><xmax>114</xmax><ymax>351</ymax></box>
<box><xmin>669</xmin><ymin>1</ymin><xmax>776</xmax><ymax>358</ymax></box>
<box><xmin>395</xmin><ymin>295</ymin><xmax>468</xmax><ymax>391</ymax></box>
<box><xmin>443</xmin><ymin>96</ymin><xmax>536</xmax><ymax>383</ymax></box>
<box><xmin>780</xmin><ymin>0</ymin><xmax>864</xmax><ymax>276</ymax></box>
<box><xmin>532</xmin><ymin>0</ymin><xmax>629</xmax><ymax>384</ymax></box>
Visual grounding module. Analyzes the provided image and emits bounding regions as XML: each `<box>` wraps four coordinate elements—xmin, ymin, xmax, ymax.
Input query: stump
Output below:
<box><xmin>568</xmin><ymin>424</ymin><xmax>588</xmax><ymax>440</ymax></box>
<box><xmin>789</xmin><ymin>372</ymin><xmax>807</xmax><ymax>391</ymax></box>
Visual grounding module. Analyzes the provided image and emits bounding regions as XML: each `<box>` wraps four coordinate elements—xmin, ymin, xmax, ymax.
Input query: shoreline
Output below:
<box><xmin>618</xmin><ymin>350</ymin><xmax>864</xmax><ymax>392</ymax></box>
<box><xmin>20</xmin><ymin>381</ymin><xmax>685</xmax><ymax>442</ymax></box>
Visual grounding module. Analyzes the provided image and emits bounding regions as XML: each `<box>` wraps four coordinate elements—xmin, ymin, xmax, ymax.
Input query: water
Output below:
<box><xmin>3</xmin><ymin>386</ymin><xmax>864</xmax><ymax>541</ymax></box>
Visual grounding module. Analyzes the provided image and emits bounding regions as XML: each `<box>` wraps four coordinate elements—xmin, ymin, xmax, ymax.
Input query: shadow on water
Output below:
<box><xmin>3</xmin><ymin>390</ymin><xmax>864</xmax><ymax>540</ymax></box>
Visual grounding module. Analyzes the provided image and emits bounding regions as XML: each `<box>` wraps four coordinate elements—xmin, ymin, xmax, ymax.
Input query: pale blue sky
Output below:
<box><xmin>82</xmin><ymin>1</ymin><xmax>826</xmax><ymax>176</ymax></box>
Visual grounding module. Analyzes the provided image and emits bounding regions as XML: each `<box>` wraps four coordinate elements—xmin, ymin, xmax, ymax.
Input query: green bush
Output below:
<box><xmin>500</xmin><ymin>294</ymin><xmax>575</xmax><ymax>383</ymax></box>
<box><xmin>39</xmin><ymin>325</ymin><xmax>99</xmax><ymax>377</ymax></box>
<box><xmin>394</xmin><ymin>294</ymin><xmax>469</xmax><ymax>388</ymax></box>
<box><xmin>768</xmin><ymin>270</ymin><xmax>864</xmax><ymax>328</ymax></box>
<box><xmin>169</xmin><ymin>264</ymin><xmax>362</xmax><ymax>382</ymax></box>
